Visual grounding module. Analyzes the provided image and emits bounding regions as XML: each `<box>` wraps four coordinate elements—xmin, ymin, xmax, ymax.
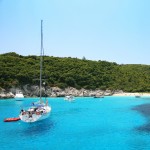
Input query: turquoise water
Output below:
<box><xmin>1</xmin><ymin>96</ymin><xmax>150</xmax><ymax>150</ymax></box>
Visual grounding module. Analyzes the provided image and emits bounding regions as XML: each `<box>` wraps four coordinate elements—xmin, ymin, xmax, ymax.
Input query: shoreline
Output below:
<box><xmin>1</xmin><ymin>86</ymin><xmax>150</xmax><ymax>98</ymax></box>
<box><xmin>1</xmin><ymin>93</ymin><xmax>150</xmax><ymax>99</ymax></box>
<box><xmin>112</xmin><ymin>92</ymin><xmax>150</xmax><ymax>97</ymax></box>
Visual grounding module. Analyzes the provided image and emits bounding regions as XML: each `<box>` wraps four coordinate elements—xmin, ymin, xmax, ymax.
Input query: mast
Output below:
<box><xmin>40</xmin><ymin>20</ymin><xmax>43</xmax><ymax>102</ymax></box>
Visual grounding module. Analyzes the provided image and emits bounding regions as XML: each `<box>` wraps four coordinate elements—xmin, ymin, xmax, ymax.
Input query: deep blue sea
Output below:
<box><xmin>1</xmin><ymin>96</ymin><xmax>150</xmax><ymax>150</ymax></box>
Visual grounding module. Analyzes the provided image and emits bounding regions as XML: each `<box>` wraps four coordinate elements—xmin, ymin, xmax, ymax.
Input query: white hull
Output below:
<box><xmin>64</xmin><ymin>96</ymin><xmax>75</xmax><ymax>101</ymax></box>
<box><xmin>19</xmin><ymin>106</ymin><xmax>51</xmax><ymax>123</ymax></box>
<box><xmin>15</xmin><ymin>93</ymin><xmax>24</xmax><ymax>98</ymax></box>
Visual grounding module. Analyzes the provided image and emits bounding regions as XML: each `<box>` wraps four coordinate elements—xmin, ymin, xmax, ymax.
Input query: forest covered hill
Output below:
<box><xmin>0</xmin><ymin>52</ymin><xmax>150</xmax><ymax>92</ymax></box>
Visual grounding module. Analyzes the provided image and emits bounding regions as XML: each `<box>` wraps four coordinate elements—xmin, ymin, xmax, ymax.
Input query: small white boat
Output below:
<box><xmin>64</xmin><ymin>95</ymin><xmax>75</xmax><ymax>101</ymax></box>
<box><xmin>15</xmin><ymin>90</ymin><xmax>24</xmax><ymax>98</ymax></box>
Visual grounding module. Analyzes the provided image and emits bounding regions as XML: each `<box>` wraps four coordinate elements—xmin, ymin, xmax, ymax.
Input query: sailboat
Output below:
<box><xmin>19</xmin><ymin>20</ymin><xmax>51</xmax><ymax>123</ymax></box>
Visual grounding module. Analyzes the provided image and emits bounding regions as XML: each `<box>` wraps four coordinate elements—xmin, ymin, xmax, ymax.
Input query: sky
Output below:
<box><xmin>0</xmin><ymin>0</ymin><xmax>150</xmax><ymax>65</ymax></box>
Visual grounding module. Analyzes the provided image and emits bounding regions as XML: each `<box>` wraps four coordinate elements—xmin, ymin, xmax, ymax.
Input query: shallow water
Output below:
<box><xmin>1</xmin><ymin>96</ymin><xmax>150</xmax><ymax>150</ymax></box>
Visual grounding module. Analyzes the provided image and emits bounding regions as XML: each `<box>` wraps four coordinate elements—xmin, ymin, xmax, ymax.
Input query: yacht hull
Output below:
<box><xmin>19</xmin><ymin>106</ymin><xmax>51</xmax><ymax>123</ymax></box>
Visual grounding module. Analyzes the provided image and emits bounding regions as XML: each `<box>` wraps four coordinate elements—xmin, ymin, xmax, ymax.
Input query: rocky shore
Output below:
<box><xmin>0</xmin><ymin>92</ymin><xmax>14</xmax><ymax>99</ymax></box>
<box><xmin>1</xmin><ymin>85</ymin><xmax>149</xmax><ymax>99</ymax></box>
<box><xmin>0</xmin><ymin>85</ymin><xmax>119</xmax><ymax>99</ymax></box>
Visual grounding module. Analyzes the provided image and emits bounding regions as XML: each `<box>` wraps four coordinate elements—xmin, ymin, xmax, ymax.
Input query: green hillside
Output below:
<box><xmin>0</xmin><ymin>52</ymin><xmax>150</xmax><ymax>92</ymax></box>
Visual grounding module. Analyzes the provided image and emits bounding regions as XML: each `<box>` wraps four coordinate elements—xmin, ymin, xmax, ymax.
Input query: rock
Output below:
<box><xmin>0</xmin><ymin>92</ymin><xmax>14</xmax><ymax>99</ymax></box>
<box><xmin>0</xmin><ymin>85</ymin><xmax>115</xmax><ymax>98</ymax></box>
